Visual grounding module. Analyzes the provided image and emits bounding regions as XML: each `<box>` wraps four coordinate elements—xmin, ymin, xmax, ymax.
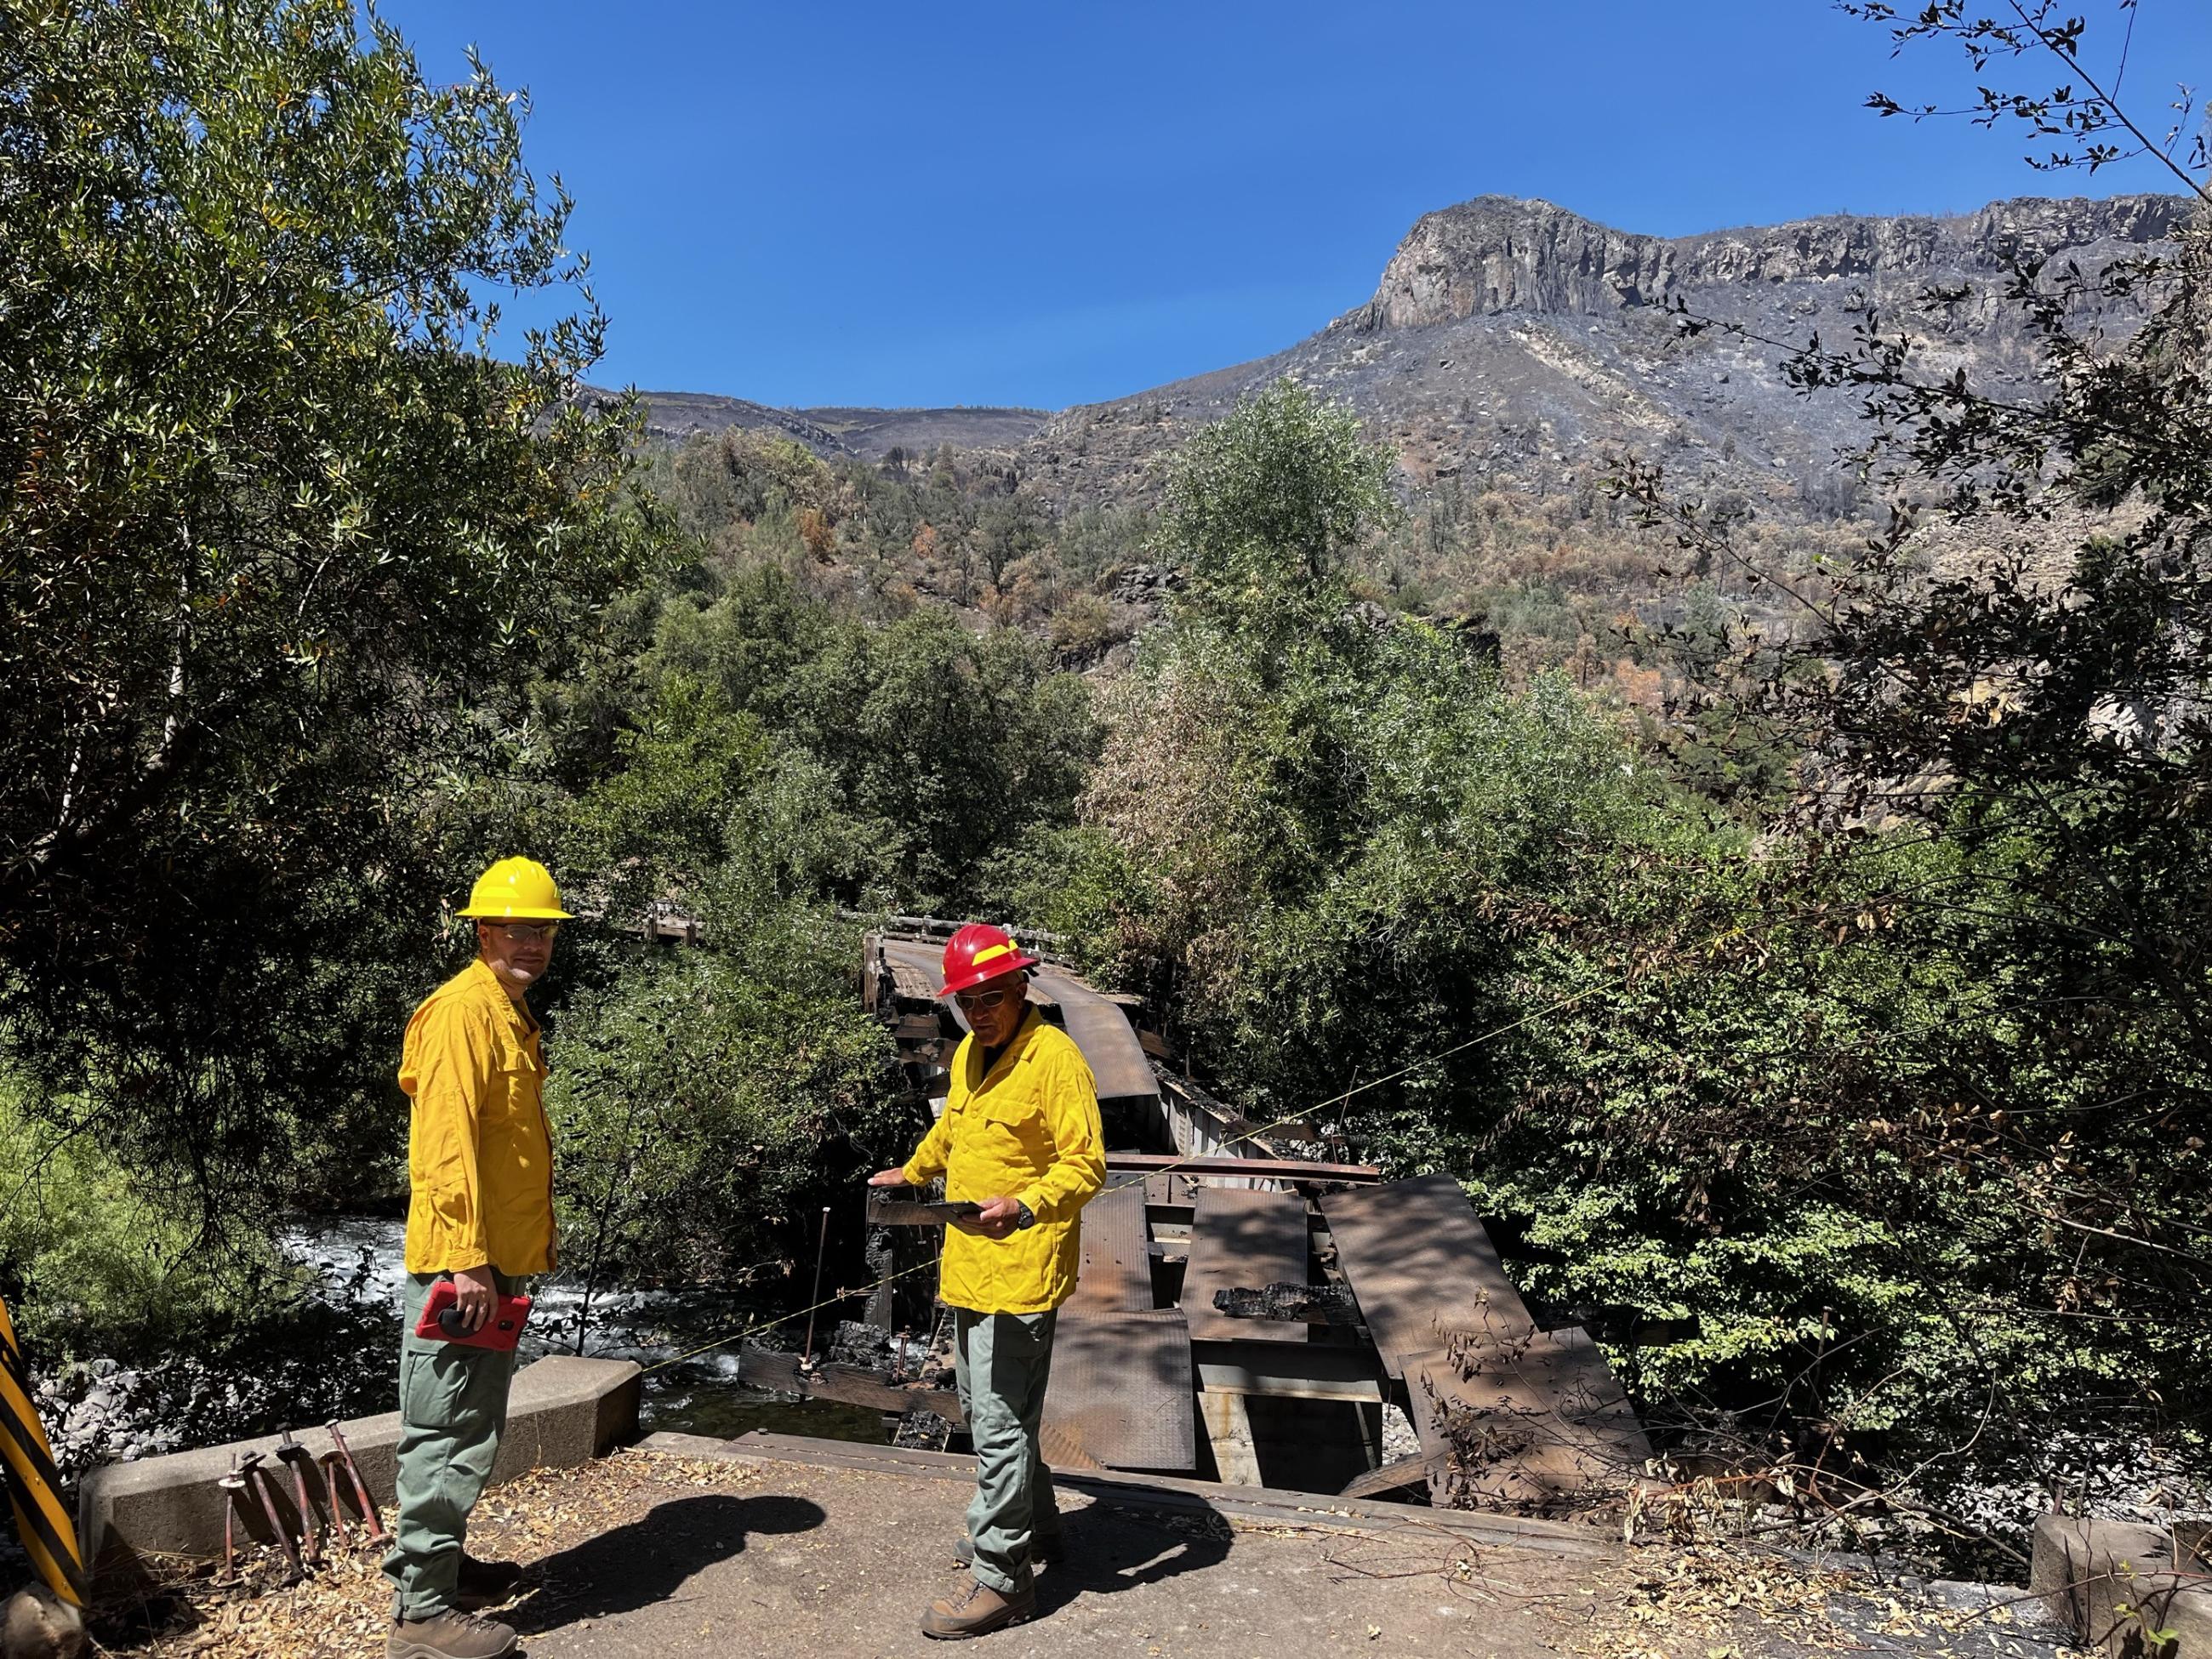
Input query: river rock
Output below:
<box><xmin>1</xmin><ymin>1586</ymin><xmax>86</xmax><ymax>1659</ymax></box>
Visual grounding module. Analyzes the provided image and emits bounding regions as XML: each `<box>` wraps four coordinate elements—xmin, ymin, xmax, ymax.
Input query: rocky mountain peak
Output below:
<box><xmin>1354</xmin><ymin>191</ymin><xmax>2192</xmax><ymax>331</ymax></box>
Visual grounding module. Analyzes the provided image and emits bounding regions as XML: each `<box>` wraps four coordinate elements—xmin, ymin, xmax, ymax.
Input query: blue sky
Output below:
<box><xmin>378</xmin><ymin>1</ymin><xmax>2209</xmax><ymax>412</ymax></box>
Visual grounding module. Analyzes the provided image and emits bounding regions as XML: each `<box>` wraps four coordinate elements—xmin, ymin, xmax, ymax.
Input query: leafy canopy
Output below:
<box><xmin>0</xmin><ymin>0</ymin><xmax>652</xmax><ymax>1205</ymax></box>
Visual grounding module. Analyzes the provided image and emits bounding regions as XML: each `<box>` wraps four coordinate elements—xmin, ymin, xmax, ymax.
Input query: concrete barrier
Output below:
<box><xmin>2031</xmin><ymin>1513</ymin><xmax>2212</xmax><ymax>1658</ymax></box>
<box><xmin>75</xmin><ymin>1355</ymin><xmax>641</xmax><ymax>1582</ymax></box>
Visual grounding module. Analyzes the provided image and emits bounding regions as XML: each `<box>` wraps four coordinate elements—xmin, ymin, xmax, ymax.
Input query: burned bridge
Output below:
<box><xmin>745</xmin><ymin>923</ymin><xmax>1653</xmax><ymax>1519</ymax></box>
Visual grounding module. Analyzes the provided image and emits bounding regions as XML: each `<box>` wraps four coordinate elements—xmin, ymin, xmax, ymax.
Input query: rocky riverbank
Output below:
<box><xmin>30</xmin><ymin>1215</ymin><xmax>877</xmax><ymax>1490</ymax></box>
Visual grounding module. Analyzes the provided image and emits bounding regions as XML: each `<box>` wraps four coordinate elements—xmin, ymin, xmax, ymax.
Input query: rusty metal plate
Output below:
<box><xmin>876</xmin><ymin>939</ymin><xmax>1159</xmax><ymax>1109</ymax></box>
<box><xmin>1180</xmin><ymin>1187</ymin><xmax>1310</xmax><ymax>1343</ymax></box>
<box><xmin>1043</xmin><ymin>1310</ymin><xmax>1195</xmax><ymax>1473</ymax></box>
<box><xmin>1028</xmin><ymin>963</ymin><xmax>1160</xmax><ymax>1109</ymax></box>
<box><xmin>1142</xmin><ymin>1170</ymin><xmax>1190</xmax><ymax>1206</ymax></box>
<box><xmin>1066</xmin><ymin>1183</ymin><xmax>1153</xmax><ymax>1314</ymax></box>
<box><xmin>1318</xmin><ymin>1176</ymin><xmax>1536</xmax><ymax>1376</ymax></box>
<box><xmin>1404</xmin><ymin>1327</ymin><xmax>1651</xmax><ymax>1513</ymax></box>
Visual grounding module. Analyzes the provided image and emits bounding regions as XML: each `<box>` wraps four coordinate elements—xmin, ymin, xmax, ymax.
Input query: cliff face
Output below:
<box><xmin>1014</xmin><ymin>190</ymin><xmax>2196</xmax><ymax>527</ymax></box>
<box><xmin>1355</xmin><ymin>193</ymin><xmax>2191</xmax><ymax>329</ymax></box>
<box><xmin>631</xmin><ymin>190</ymin><xmax>2195</xmax><ymax>547</ymax></box>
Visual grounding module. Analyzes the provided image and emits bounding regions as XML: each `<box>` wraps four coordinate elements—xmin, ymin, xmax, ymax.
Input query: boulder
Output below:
<box><xmin>2031</xmin><ymin>1513</ymin><xmax>2212</xmax><ymax>1657</ymax></box>
<box><xmin>1</xmin><ymin>1587</ymin><xmax>85</xmax><ymax>1659</ymax></box>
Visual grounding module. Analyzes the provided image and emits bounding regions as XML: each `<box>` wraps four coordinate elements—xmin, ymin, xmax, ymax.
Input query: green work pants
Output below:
<box><xmin>952</xmin><ymin>1306</ymin><xmax>1061</xmax><ymax>1594</ymax></box>
<box><xmin>382</xmin><ymin>1272</ymin><xmax>521</xmax><ymax>1622</ymax></box>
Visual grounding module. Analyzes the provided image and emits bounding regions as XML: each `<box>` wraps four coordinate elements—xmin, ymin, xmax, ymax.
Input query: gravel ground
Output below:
<box><xmin>87</xmin><ymin>1447</ymin><xmax>2094</xmax><ymax>1659</ymax></box>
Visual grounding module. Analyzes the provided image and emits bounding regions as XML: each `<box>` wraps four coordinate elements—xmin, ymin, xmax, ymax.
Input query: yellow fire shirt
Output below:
<box><xmin>902</xmin><ymin>1009</ymin><xmax>1106</xmax><ymax>1315</ymax></box>
<box><xmin>398</xmin><ymin>957</ymin><xmax>556</xmax><ymax>1275</ymax></box>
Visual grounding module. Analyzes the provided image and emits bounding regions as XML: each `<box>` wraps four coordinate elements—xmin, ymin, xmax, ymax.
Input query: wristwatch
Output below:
<box><xmin>1014</xmin><ymin>1200</ymin><xmax>1036</xmax><ymax>1230</ymax></box>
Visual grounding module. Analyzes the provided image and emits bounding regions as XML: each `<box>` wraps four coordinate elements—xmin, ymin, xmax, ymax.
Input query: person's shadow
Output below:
<box><xmin>505</xmin><ymin>1492</ymin><xmax>826</xmax><ymax>1634</ymax></box>
<box><xmin>1031</xmin><ymin>1496</ymin><xmax>1234</xmax><ymax>1618</ymax></box>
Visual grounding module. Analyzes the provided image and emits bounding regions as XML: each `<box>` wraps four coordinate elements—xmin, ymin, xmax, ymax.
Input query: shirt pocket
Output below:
<box><xmin>972</xmin><ymin>1088</ymin><xmax>1048</xmax><ymax>1170</ymax></box>
<box><xmin>484</xmin><ymin>1042</ymin><xmax>539</xmax><ymax>1125</ymax></box>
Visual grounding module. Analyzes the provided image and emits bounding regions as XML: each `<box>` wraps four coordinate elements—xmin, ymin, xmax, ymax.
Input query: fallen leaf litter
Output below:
<box><xmin>96</xmin><ymin>1452</ymin><xmax>766</xmax><ymax>1659</ymax></box>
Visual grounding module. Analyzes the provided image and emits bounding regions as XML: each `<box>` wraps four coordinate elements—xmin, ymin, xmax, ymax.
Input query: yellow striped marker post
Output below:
<box><xmin>0</xmin><ymin>1293</ymin><xmax>86</xmax><ymax>1606</ymax></box>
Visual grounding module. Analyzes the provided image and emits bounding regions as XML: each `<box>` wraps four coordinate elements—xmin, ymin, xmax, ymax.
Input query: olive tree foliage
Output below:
<box><xmin>0</xmin><ymin>0</ymin><xmax>650</xmax><ymax>1212</ymax></box>
<box><xmin>1613</xmin><ymin>0</ymin><xmax>2212</xmax><ymax>1462</ymax></box>
<box><xmin>1162</xmin><ymin>378</ymin><xmax>1399</xmax><ymax>666</ymax></box>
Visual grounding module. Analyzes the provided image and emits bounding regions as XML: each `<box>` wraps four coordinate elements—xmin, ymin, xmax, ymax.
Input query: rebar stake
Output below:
<box><xmin>325</xmin><ymin>1420</ymin><xmax>390</xmax><ymax>1546</ymax></box>
<box><xmin>801</xmin><ymin>1206</ymin><xmax>831</xmax><ymax>1368</ymax></box>
<box><xmin>274</xmin><ymin>1431</ymin><xmax>324</xmax><ymax>1569</ymax></box>
<box><xmin>214</xmin><ymin>1455</ymin><xmax>247</xmax><ymax>1588</ymax></box>
<box><xmin>238</xmin><ymin>1451</ymin><xmax>302</xmax><ymax>1584</ymax></box>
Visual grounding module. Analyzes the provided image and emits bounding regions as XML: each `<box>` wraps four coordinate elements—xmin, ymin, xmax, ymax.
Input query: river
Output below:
<box><xmin>27</xmin><ymin>1216</ymin><xmax>886</xmax><ymax>1493</ymax></box>
<box><xmin>277</xmin><ymin>1215</ymin><xmax>886</xmax><ymax>1442</ymax></box>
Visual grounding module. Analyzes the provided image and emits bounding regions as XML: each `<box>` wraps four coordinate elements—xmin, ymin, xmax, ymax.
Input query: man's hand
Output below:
<box><xmin>955</xmin><ymin>1195</ymin><xmax>1023</xmax><ymax>1240</ymax></box>
<box><xmin>450</xmin><ymin>1263</ymin><xmax>497</xmax><ymax>1332</ymax></box>
<box><xmin>868</xmin><ymin>1168</ymin><xmax>912</xmax><ymax>1188</ymax></box>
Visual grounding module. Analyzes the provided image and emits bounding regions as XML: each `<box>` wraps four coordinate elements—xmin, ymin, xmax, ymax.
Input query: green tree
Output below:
<box><xmin>544</xmin><ymin>890</ymin><xmax>897</xmax><ymax>1320</ymax></box>
<box><xmin>1589</xmin><ymin>4</ymin><xmax>2212</xmax><ymax>1529</ymax></box>
<box><xmin>1161</xmin><ymin>379</ymin><xmax>1398</xmax><ymax>667</ymax></box>
<box><xmin>1074</xmin><ymin>379</ymin><xmax>1644</xmax><ymax>1120</ymax></box>
<box><xmin>0</xmin><ymin>0</ymin><xmax>651</xmax><ymax>1216</ymax></box>
<box><xmin>1052</xmin><ymin>351</ymin><xmax>2210</xmax><ymax>1556</ymax></box>
<box><xmin>1619</xmin><ymin>1</ymin><xmax>2212</xmax><ymax>1404</ymax></box>
<box><xmin>645</xmin><ymin>567</ymin><xmax>1097</xmax><ymax>911</ymax></box>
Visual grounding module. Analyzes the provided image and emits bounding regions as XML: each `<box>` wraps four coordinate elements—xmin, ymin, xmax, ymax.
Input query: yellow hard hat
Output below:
<box><xmin>457</xmin><ymin>857</ymin><xmax>573</xmax><ymax>921</ymax></box>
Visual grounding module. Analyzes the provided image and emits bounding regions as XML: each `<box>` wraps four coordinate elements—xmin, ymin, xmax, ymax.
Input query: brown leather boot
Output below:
<box><xmin>921</xmin><ymin>1576</ymin><xmax>1036</xmax><ymax>1639</ymax></box>
<box><xmin>386</xmin><ymin>1610</ymin><xmax>518</xmax><ymax>1659</ymax></box>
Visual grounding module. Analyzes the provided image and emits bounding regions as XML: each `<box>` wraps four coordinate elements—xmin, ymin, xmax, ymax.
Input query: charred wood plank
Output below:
<box><xmin>1211</xmin><ymin>1281</ymin><xmax>1362</xmax><ymax>1328</ymax></box>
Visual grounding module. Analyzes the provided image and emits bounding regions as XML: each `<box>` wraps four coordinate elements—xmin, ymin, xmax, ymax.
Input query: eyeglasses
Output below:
<box><xmin>491</xmin><ymin>922</ymin><xmax>560</xmax><ymax>944</ymax></box>
<box><xmin>955</xmin><ymin>985</ymin><xmax>1020</xmax><ymax>1012</ymax></box>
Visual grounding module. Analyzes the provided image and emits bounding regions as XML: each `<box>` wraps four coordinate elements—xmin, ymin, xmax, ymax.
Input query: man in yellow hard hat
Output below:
<box><xmin>869</xmin><ymin>923</ymin><xmax>1105</xmax><ymax>1640</ymax></box>
<box><xmin>383</xmin><ymin>858</ymin><xmax>567</xmax><ymax>1659</ymax></box>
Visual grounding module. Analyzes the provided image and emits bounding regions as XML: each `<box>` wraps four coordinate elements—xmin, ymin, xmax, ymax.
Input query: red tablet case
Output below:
<box><xmin>413</xmin><ymin>1277</ymin><xmax>533</xmax><ymax>1351</ymax></box>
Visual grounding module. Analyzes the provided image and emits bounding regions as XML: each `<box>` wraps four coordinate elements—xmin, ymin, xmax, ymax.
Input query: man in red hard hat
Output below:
<box><xmin>870</xmin><ymin>923</ymin><xmax>1105</xmax><ymax>1639</ymax></box>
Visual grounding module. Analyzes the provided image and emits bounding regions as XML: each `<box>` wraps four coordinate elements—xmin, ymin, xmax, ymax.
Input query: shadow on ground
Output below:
<box><xmin>1029</xmin><ymin>1499</ymin><xmax>1233</xmax><ymax>1617</ymax></box>
<box><xmin>508</xmin><ymin>1492</ymin><xmax>826</xmax><ymax>1633</ymax></box>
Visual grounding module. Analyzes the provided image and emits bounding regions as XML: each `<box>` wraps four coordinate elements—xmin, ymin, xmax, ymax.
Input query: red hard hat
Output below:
<box><xmin>939</xmin><ymin>922</ymin><xmax>1039</xmax><ymax>998</ymax></box>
